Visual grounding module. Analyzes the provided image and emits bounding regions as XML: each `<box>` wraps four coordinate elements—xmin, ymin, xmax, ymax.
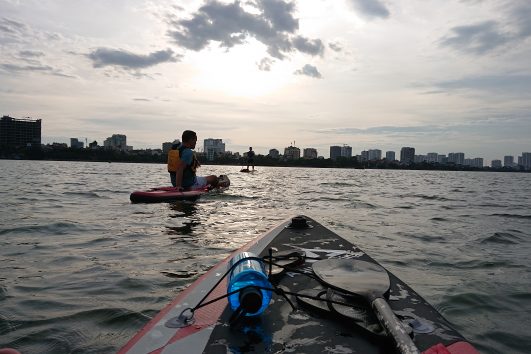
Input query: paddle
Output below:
<box><xmin>313</xmin><ymin>259</ymin><xmax>420</xmax><ymax>354</ymax></box>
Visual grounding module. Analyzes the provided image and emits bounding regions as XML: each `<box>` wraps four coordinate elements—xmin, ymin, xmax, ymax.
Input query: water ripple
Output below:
<box><xmin>0</xmin><ymin>161</ymin><xmax>530</xmax><ymax>354</ymax></box>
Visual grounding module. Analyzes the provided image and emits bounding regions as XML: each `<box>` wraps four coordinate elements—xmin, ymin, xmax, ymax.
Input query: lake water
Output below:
<box><xmin>1</xmin><ymin>160</ymin><xmax>530</xmax><ymax>353</ymax></box>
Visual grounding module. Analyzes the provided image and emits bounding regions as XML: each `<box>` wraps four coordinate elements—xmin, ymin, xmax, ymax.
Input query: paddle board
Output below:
<box><xmin>119</xmin><ymin>215</ymin><xmax>479</xmax><ymax>354</ymax></box>
<box><xmin>130</xmin><ymin>175</ymin><xmax>230</xmax><ymax>203</ymax></box>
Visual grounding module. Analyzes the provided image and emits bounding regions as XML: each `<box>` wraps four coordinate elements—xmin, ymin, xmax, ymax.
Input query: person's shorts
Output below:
<box><xmin>191</xmin><ymin>176</ymin><xmax>208</xmax><ymax>188</ymax></box>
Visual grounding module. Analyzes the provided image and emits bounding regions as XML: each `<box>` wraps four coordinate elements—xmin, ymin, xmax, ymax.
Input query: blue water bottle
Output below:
<box><xmin>227</xmin><ymin>252</ymin><xmax>272</xmax><ymax>317</ymax></box>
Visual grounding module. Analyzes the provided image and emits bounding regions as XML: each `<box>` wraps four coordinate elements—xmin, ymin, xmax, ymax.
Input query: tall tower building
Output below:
<box><xmin>368</xmin><ymin>149</ymin><xmax>381</xmax><ymax>160</ymax></box>
<box><xmin>204</xmin><ymin>138</ymin><xmax>225</xmax><ymax>161</ymax></box>
<box><xmin>330</xmin><ymin>146</ymin><xmax>342</xmax><ymax>160</ymax></box>
<box><xmin>70</xmin><ymin>138</ymin><xmax>84</xmax><ymax>149</ymax></box>
<box><xmin>448</xmin><ymin>152</ymin><xmax>465</xmax><ymax>165</ymax></box>
<box><xmin>341</xmin><ymin>145</ymin><xmax>352</xmax><ymax>158</ymax></box>
<box><xmin>504</xmin><ymin>155</ymin><xmax>514</xmax><ymax>167</ymax></box>
<box><xmin>427</xmin><ymin>153</ymin><xmax>438</xmax><ymax>163</ymax></box>
<box><xmin>400</xmin><ymin>147</ymin><xmax>415</xmax><ymax>164</ymax></box>
<box><xmin>104</xmin><ymin>134</ymin><xmax>127</xmax><ymax>151</ymax></box>
<box><xmin>303</xmin><ymin>148</ymin><xmax>318</xmax><ymax>159</ymax></box>
<box><xmin>268</xmin><ymin>148</ymin><xmax>279</xmax><ymax>158</ymax></box>
<box><xmin>284</xmin><ymin>145</ymin><xmax>300</xmax><ymax>159</ymax></box>
<box><xmin>522</xmin><ymin>152</ymin><xmax>531</xmax><ymax>170</ymax></box>
<box><xmin>0</xmin><ymin>115</ymin><xmax>41</xmax><ymax>148</ymax></box>
<box><xmin>385</xmin><ymin>151</ymin><xmax>395</xmax><ymax>161</ymax></box>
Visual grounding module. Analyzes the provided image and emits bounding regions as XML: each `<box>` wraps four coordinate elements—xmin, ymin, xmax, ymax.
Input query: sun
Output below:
<box><xmin>189</xmin><ymin>43</ymin><xmax>294</xmax><ymax>97</ymax></box>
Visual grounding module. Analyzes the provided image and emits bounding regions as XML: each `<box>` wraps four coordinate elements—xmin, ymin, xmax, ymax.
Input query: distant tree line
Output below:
<box><xmin>1</xmin><ymin>145</ymin><xmax>527</xmax><ymax>172</ymax></box>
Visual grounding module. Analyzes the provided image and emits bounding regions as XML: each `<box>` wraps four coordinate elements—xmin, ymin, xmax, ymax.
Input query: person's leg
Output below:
<box><xmin>170</xmin><ymin>172</ymin><xmax>176</xmax><ymax>187</ymax></box>
<box><xmin>205</xmin><ymin>175</ymin><xmax>219</xmax><ymax>187</ymax></box>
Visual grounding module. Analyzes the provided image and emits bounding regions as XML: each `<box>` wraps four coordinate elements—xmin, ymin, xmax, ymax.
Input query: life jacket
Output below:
<box><xmin>167</xmin><ymin>148</ymin><xmax>180</xmax><ymax>172</ymax></box>
<box><xmin>179</xmin><ymin>146</ymin><xmax>200</xmax><ymax>185</ymax></box>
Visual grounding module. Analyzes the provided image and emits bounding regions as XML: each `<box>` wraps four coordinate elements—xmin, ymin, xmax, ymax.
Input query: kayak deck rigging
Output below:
<box><xmin>119</xmin><ymin>216</ymin><xmax>479</xmax><ymax>354</ymax></box>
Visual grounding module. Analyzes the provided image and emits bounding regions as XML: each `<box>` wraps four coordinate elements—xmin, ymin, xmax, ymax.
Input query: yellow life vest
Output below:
<box><xmin>167</xmin><ymin>149</ymin><xmax>180</xmax><ymax>172</ymax></box>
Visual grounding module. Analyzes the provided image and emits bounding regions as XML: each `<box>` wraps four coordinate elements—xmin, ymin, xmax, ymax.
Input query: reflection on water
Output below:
<box><xmin>166</xmin><ymin>201</ymin><xmax>200</xmax><ymax>236</ymax></box>
<box><xmin>0</xmin><ymin>160</ymin><xmax>530</xmax><ymax>353</ymax></box>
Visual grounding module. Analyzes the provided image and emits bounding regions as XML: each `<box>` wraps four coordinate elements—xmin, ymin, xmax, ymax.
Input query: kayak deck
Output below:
<box><xmin>120</xmin><ymin>216</ymin><xmax>478</xmax><ymax>354</ymax></box>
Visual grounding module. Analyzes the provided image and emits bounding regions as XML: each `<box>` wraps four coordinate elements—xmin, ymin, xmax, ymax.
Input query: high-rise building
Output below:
<box><xmin>400</xmin><ymin>147</ymin><xmax>415</xmax><ymax>164</ymax></box>
<box><xmin>385</xmin><ymin>151</ymin><xmax>395</xmax><ymax>161</ymax></box>
<box><xmin>491</xmin><ymin>160</ymin><xmax>502</xmax><ymax>168</ymax></box>
<box><xmin>414</xmin><ymin>155</ymin><xmax>427</xmax><ymax>163</ymax></box>
<box><xmin>504</xmin><ymin>155</ymin><xmax>514</xmax><ymax>168</ymax></box>
<box><xmin>330</xmin><ymin>146</ymin><xmax>342</xmax><ymax>160</ymax></box>
<box><xmin>284</xmin><ymin>146</ymin><xmax>300</xmax><ymax>159</ymax></box>
<box><xmin>427</xmin><ymin>153</ymin><xmax>438</xmax><ymax>163</ymax></box>
<box><xmin>448</xmin><ymin>152</ymin><xmax>465</xmax><ymax>165</ymax></box>
<box><xmin>0</xmin><ymin>115</ymin><xmax>41</xmax><ymax>148</ymax></box>
<box><xmin>162</xmin><ymin>142</ymin><xmax>173</xmax><ymax>153</ymax></box>
<box><xmin>437</xmin><ymin>155</ymin><xmax>447</xmax><ymax>164</ymax></box>
<box><xmin>104</xmin><ymin>134</ymin><xmax>127</xmax><ymax>151</ymax></box>
<box><xmin>70</xmin><ymin>138</ymin><xmax>84</xmax><ymax>149</ymax></box>
<box><xmin>471</xmin><ymin>158</ymin><xmax>483</xmax><ymax>168</ymax></box>
<box><xmin>522</xmin><ymin>152</ymin><xmax>531</xmax><ymax>170</ymax></box>
<box><xmin>204</xmin><ymin>138</ymin><xmax>225</xmax><ymax>161</ymax></box>
<box><xmin>303</xmin><ymin>148</ymin><xmax>318</xmax><ymax>159</ymax></box>
<box><xmin>368</xmin><ymin>149</ymin><xmax>381</xmax><ymax>160</ymax></box>
<box><xmin>268</xmin><ymin>148</ymin><xmax>279</xmax><ymax>158</ymax></box>
<box><xmin>341</xmin><ymin>145</ymin><xmax>352</xmax><ymax>158</ymax></box>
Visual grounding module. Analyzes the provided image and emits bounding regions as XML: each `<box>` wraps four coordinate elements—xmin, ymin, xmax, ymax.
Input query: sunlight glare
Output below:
<box><xmin>190</xmin><ymin>44</ymin><xmax>292</xmax><ymax>97</ymax></box>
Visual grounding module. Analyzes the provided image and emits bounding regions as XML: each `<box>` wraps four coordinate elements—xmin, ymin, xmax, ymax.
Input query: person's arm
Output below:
<box><xmin>175</xmin><ymin>160</ymin><xmax>185</xmax><ymax>190</ymax></box>
<box><xmin>176</xmin><ymin>149</ymin><xmax>193</xmax><ymax>190</ymax></box>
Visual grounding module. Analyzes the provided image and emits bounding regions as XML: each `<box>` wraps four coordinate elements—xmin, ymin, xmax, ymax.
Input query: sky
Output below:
<box><xmin>1</xmin><ymin>0</ymin><xmax>530</xmax><ymax>161</ymax></box>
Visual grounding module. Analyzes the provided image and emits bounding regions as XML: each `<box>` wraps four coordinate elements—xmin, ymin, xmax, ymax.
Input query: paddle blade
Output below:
<box><xmin>312</xmin><ymin>259</ymin><xmax>390</xmax><ymax>300</ymax></box>
<box><xmin>313</xmin><ymin>259</ymin><xmax>420</xmax><ymax>354</ymax></box>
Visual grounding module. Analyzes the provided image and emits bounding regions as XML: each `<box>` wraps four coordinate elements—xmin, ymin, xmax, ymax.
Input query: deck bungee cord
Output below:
<box><xmin>119</xmin><ymin>216</ymin><xmax>480</xmax><ymax>354</ymax></box>
<box><xmin>164</xmin><ymin>249</ymin><xmax>422</xmax><ymax>353</ymax></box>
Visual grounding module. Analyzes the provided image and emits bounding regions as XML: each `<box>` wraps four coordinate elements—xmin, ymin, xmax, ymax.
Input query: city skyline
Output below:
<box><xmin>1</xmin><ymin>0</ymin><xmax>530</xmax><ymax>162</ymax></box>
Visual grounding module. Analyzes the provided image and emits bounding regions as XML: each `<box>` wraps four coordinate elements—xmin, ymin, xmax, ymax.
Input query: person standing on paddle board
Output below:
<box><xmin>247</xmin><ymin>147</ymin><xmax>255</xmax><ymax>171</ymax></box>
<box><xmin>167</xmin><ymin>139</ymin><xmax>181</xmax><ymax>187</ymax></box>
<box><xmin>175</xmin><ymin>130</ymin><xmax>220</xmax><ymax>190</ymax></box>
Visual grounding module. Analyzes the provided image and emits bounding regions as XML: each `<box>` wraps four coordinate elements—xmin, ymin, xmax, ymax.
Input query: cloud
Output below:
<box><xmin>294</xmin><ymin>64</ymin><xmax>322</xmax><ymax>78</ymax></box>
<box><xmin>433</xmin><ymin>73</ymin><xmax>531</xmax><ymax>95</ymax></box>
<box><xmin>440</xmin><ymin>21</ymin><xmax>509</xmax><ymax>55</ymax></box>
<box><xmin>167</xmin><ymin>0</ymin><xmax>324</xmax><ymax>60</ymax></box>
<box><xmin>257</xmin><ymin>57</ymin><xmax>273</xmax><ymax>71</ymax></box>
<box><xmin>87</xmin><ymin>48</ymin><xmax>181</xmax><ymax>69</ymax></box>
<box><xmin>347</xmin><ymin>0</ymin><xmax>390</xmax><ymax>20</ymax></box>
<box><xmin>328</xmin><ymin>42</ymin><xmax>342</xmax><ymax>52</ymax></box>
<box><xmin>18</xmin><ymin>50</ymin><xmax>45</xmax><ymax>58</ymax></box>
<box><xmin>292</xmin><ymin>36</ymin><xmax>324</xmax><ymax>56</ymax></box>
<box><xmin>0</xmin><ymin>63</ymin><xmax>74</xmax><ymax>78</ymax></box>
<box><xmin>440</xmin><ymin>2</ymin><xmax>531</xmax><ymax>55</ymax></box>
<box><xmin>0</xmin><ymin>17</ymin><xmax>27</xmax><ymax>35</ymax></box>
<box><xmin>317</xmin><ymin>117</ymin><xmax>531</xmax><ymax>140</ymax></box>
<box><xmin>0</xmin><ymin>17</ymin><xmax>62</xmax><ymax>45</ymax></box>
<box><xmin>510</xmin><ymin>1</ymin><xmax>531</xmax><ymax>39</ymax></box>
<box><xmin>322</xmin><ymin>125</ymin><xmax>445</xmax><ymax>135</ymax></box>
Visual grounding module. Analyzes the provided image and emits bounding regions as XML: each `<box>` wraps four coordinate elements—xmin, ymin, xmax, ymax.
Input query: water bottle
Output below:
<box><xmin>227</xmin><ymin>252</ymin><xmax>272</xmax><ymax>317</ymax></box>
